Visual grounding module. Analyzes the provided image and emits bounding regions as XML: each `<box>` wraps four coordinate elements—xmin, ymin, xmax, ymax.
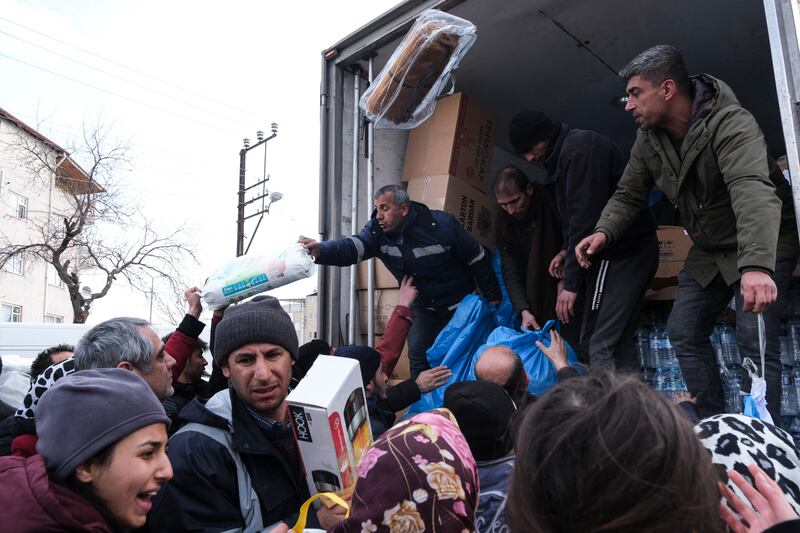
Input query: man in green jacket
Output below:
<box><xmin>576</xmin><ymin>45</ymin><xmax>798</xmax><ymax>421</ymax></box>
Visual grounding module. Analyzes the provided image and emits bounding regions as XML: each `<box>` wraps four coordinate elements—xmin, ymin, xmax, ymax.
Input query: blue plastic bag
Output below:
<box><xmin>406</xmin><ymin>301</ymin><xmax>580</xmax><ymax>416</ymax></box>
<box><xmin>406</xmin><ymin>294</ymin><xmax>498</xmax><ymax>415</ymax></box>
<box><xmin>468</xmin><ymin>321</ymin><xmax>581</xmax><ymax>396</ymax></box>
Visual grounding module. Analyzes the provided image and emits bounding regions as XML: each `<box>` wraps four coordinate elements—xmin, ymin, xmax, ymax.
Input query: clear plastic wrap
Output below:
<box><xmin>360</xmin><ymin>9</ymin><xmax>477</xmax><ymax>129</ymax></box>
<box><xmin>201</xmin><ymin>244</ymin><xmax>316</xmax><ymax>310</ymax></box>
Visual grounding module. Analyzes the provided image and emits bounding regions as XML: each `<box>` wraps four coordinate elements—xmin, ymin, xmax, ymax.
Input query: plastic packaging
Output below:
<box><xmin>201</xmin><ymin>244</ymin><xmax>315</xmax><ymax>310</ymax></box>
<box><xmin>360</xmin><ymin>9</ymin><xmax>477</xmax><ymax>129</ymax></box>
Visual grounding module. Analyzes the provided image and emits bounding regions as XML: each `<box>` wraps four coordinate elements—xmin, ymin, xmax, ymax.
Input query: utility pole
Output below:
<box><xmin>236</xmin><ymin>123</ymin><xmax>281</xmax><ymax>256</ymax></box>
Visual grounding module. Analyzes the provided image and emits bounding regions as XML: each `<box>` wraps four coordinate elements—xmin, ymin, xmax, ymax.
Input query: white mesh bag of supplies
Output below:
<box><xmin>201</xmin><ymin>244</ymin><xmax>315</xmax><ymax>310</ymax></box>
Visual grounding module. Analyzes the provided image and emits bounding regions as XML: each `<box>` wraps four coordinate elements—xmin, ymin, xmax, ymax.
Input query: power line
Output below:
<box><xmin>0</xmin><ymin>15</ymin><xmax>258</xmax><ymax>119</ymax></box>
<box><xmin>8</xmin><ymin>110</ymin><xmax>226</xmax><ymax>167</ymax></box>
<box><xmin>4</xmin><ymin>108</ymin><xmax>231</xmax><ymax>170</ymax></box>
<box><xmin>0</xmin><ymin>51</ymin><xmax>242</xmax><ymax>137</ymax></box>
<box><xmin>0</xmin><ymin>27</ymin><xmax>257</xmax><ymax>130</ymax></box>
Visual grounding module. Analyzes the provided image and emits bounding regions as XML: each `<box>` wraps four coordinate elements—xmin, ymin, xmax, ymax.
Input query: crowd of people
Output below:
<box><xmin>1</xmin><ymin>44</ymin><xmax>800</xmax><ymax>532</ymax></box>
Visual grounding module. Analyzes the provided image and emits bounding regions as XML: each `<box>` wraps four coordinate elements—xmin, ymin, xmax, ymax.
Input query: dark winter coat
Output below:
<box><xmin>148</xmin><ymin>388</ymin><xmax>314</xmax><ymax>532</ymax></box>
<box><xmin>318</xmin><ymin>201</ymin><xmax>501</xmax><ymax>311</ymax></box>
<box><xmin>0</xmin><ymin>454</ymin><xmax>112</xmax><ymax>532</ymax></box>
<box><xmin>545</xmin><ymin>124</ymin><xmax>657</xmax><ymax>293</ymax></box>
<box><xmin>368</xmin><ymin>379</ymin><xmax>422</xmax><ymax>438</ymax></box>
<box><xmin>496</xmin><ymin>182</ymin><xmax>563</xmax><ymax>320</ymax></box>
<box><xmin>597</xmin><ymin>74</ymin><xmax>799</xmax><ymax>286</ymax></box>
<box><xmin>475</xmin><ymin>455</ymin><xmax>514</xmax><ymax>533</ymax></box>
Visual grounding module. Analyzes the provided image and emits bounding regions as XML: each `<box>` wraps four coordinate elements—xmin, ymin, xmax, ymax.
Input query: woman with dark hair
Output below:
<box><xmin>0</xmin><ymin>368</ymin><xmax>172</xmax><ymax>532</ymax></box>
<box><xmin>509</xmin><ymin>372</ymin><xmax>723</xmax><ymax>532</ymax></box>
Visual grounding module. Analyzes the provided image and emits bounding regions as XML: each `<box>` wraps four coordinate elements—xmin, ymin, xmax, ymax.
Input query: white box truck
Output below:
<box><xmin>315</xmin><ymin>0</ymin><xmax>800</xmax><ymax>347</ymax></box>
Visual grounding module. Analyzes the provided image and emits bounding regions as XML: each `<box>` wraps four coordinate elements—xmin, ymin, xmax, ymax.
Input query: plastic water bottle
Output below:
<box><xmin>649</xmin><ymin>325</ymin><xmax>667</xmax><ymax>394</ymax></box>
<box><xmin>781</xmin><ymin>336</ymin><xmax>793</xmax><ymax>366</ymax></box>
<box><xmin>650</xmin><ymin>325</ymin><xmax>669</xmax><ymax>368</ymax></box>
<box><xmin>720</xmin><ymin>325</ymin><xmax>740</xmax><ymax>366</ymax></box>
<box><xmin>790</xmin><ymin>417</ymin><xmax>800</xmax><ymax>447</ymax></box>
<box><xmin>711</xmin><ymin>325</ymin><xmax>724</xmax><ymax>367</ymax></box>
<box><xmin>793</xmin><ymin>367</ymin><xmax>800</xmax><ymax>411</ymax></box>
<box><xmin>635</xmin><ymin>327</ymin><xmax>651</xmax><ymax>370</ymax></box>
<box><xmin>722</xmin><ymin>370</ymin><xmax>743</xmax><ymax>414</ymax></box>
<box><xmin>781</xmin><ymin>368</ymin><xmax>797</xmax><ymax>416</ymax></box>
<box><xmin>654</xmin><ymin>366</ymin><xmax>667</xmax><ymax>395</ymax></box>
<box><xmin>788</xmin><ymin>321</ymin><xmax>800</xmax><ymax>364</ymax></box>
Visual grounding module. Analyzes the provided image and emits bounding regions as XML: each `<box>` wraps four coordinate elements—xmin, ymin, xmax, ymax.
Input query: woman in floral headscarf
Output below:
<box><xmin>329</xmin><ymin>408</ymin><xmax>478</xmax><ymax>533</ymax></box>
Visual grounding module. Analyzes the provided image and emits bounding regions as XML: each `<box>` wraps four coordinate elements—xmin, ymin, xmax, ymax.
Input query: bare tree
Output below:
<box><xmin>0</xmin><ymin>120</ymin><xmax>197</xmax><ymax>323</ymax></box>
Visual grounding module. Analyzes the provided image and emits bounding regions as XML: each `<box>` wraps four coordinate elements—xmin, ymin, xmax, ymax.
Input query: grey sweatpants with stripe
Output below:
<box><xmin>580</xmin><ymin>235</ymin><xmax>659</xmax><ymax>373</ymax></box>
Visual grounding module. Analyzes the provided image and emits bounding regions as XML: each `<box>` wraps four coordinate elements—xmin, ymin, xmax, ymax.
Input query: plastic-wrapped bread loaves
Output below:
<box><xmin>360</xmin><ymin>9</ymin><xmax>477</xmax><ymax>129</ymax></box>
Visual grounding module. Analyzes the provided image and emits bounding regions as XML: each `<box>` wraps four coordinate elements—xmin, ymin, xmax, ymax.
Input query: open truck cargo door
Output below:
<box><xmin>319</xmin><ymin>0</ymin><xmax>795</xmax><ymax>345</ymax></box>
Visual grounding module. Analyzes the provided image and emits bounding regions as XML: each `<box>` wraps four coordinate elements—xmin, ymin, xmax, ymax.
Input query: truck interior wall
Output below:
<box><xmin>360</xmin><ymin>0</ymin><xmax>785</xmax><ymax>159</ymax></box>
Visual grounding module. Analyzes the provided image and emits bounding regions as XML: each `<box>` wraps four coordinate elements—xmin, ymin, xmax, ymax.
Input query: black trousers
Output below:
<box><xmin>668</xmin><ymin>259</ymin><xmax>794</xmax><ymax>422</ymax></box>
<box><xmin>581</xmin><ymin>235</ymin><xmax>660</xmax><ymax>373</ymax></box>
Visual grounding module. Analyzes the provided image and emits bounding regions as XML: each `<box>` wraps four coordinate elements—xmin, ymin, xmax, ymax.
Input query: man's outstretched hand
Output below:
<box><xmin>415</xmin><ymin>366</ymin><xmax>451</xmax><ymax>393</ymax></box>
<box><xmin>398</xmin><ymin>275</ymin><xmax>418</xmax><ymax>308</ymax></box>
<box><xmin>575</xmin><ymin>232</ymin><xmax>607</xmax><ymax>269</ymax></box>
<box><xmin>536</xmin><ymin>329</ymin><xmax>569</xmax><ymax>370</ymax></box>
<box><xmin>298</xmin><ymin>235</ymin><xmax>321</xmax><ymax>259</ymax></box>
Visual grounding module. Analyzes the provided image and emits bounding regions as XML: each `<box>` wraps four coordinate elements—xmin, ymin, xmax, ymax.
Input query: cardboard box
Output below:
<box><xmin>356</xmin><ymin>260</ymin><xmax>398</xmax><ymax>290</ymax></box>
<box><xmin>406</xmin><ymin>174</ymin><xmax>498</xmax><ymax>249</ymax></box>
<box><xmin>358</xmin><ymin>289</ymin><xmax>400</xmax><ymax>335</ymax></box>
<box><xmin>402</xmin><ymin>93</ymin><xmax>495</xmax><ymax>194</ymax></box>
<box><xmin>651</xmin><ymin>226</ymin><xmax>693</xmax><ymax>288</ymax></box>
<box><xmin>287</xmin><ymin>356</ymin><xmax>373</xmax><ymax>496</ymax></box>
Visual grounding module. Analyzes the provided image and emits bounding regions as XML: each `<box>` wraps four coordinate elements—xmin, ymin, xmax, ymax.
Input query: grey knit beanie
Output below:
<box><xmin>36</xmin><ymin>368</ymin><xmax>170</xmax><ymax>480</ymax></box>
<box><xmin>213</xmin><ymin>295</ymin><xmax>299</xmax><ymax>366</ymax></box>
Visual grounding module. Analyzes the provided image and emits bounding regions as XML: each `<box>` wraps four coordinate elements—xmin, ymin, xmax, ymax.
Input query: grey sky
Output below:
<box><xmin>1</xmin><ymin>0</ymin><xmax>400</xmax><ymax>323</ymax></box>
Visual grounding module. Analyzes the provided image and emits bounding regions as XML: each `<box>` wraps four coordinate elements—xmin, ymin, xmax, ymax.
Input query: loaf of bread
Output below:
<box><xmin>361</xmin><ymin>10</ymin><xmax>477</xmax><ymax>128</ymax></box>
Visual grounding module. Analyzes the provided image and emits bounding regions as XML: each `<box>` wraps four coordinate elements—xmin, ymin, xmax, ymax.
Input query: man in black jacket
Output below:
<box><xmin>508</xmin><ymin>111</ymin><xmax>657</xmax><ymax>371</ymax></box>
<box><xmin>149</xmin><ymin>296</ymin><xmax>341</xmax><ymax>531</ymax></box>
<box><xmin>494</xmin><ymin>165</ymin><xmax>582</xmax><ymax>350</ymax></box>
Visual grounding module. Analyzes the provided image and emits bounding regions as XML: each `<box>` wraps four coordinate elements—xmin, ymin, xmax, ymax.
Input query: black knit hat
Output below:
<box><xmin>508</xmin><ymin>110</ymin><xmax>556</xmax><ymax>154</ymax></box>
<box><xmin>213</xmin><ymin>295</ymin><xmax>299</xmax><ymax>365</ymax></box>
<box><xmin>334</xmin><ymin>345</ymin><xmax>381</xmax><ymax>387</ymax></box>
<box><xmin>444</xmin><ymin>380</ymin><xmax>517</xmax><ymax>461</ymax></box>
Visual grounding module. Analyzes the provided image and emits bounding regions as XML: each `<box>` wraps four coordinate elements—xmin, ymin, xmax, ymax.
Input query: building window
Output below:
<box><xmin>7</xmin><ymin>191</ymin><xmax>27</xmax><ymax>219</ymax></box>
<box><xmin>2</xmin><ymin>255</ymin><xmax>23</xmax><ymax>275</ymax></box>
<box><xmin>44</xmin><ymin>314</ymin><xmax>63</xmax><ymax>324</ymax></box>
<box><xmin>47</xmin><ymin>264</ymin><xmax>63</xmax><ymax>287</ymax></box>
<box><xmin>1</xmin><ymin>303</ymin><xmax>22</xmax><ymax>322</ymax></box>
<box><xmin>290</xmin><ymin>303</ymin><xmax>302</xmax><ymax>313</ymax></box>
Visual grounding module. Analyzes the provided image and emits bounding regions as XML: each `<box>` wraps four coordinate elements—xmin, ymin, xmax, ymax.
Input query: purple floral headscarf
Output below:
<box><xmin>330</xmin><ymin>408</ymin><xmax>478</xmax><ymax>533</ymax></box>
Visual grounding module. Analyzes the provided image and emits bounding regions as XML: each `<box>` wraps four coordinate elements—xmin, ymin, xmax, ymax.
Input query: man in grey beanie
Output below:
<box><xmin>149</xmin><ymin>295</ymin><xmax>335</xmax><ymax>531</ymax></box>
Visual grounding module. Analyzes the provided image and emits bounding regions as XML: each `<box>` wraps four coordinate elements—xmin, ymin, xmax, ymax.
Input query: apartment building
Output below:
<box><xmin>0</xmin><ymin>107</ymin><xmax>97</xmax><ymax>323</ymax></box>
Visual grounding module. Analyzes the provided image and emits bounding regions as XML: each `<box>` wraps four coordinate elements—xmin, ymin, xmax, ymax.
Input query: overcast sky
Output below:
<box><xmin>1</xmin><ymin>0</ymin><xmax>400</xmax><ymax>324</ymax></box>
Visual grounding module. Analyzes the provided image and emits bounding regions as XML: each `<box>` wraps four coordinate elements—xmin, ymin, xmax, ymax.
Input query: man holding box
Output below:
<box><xmin>149</xmin><ymin>295</ymin><xmax>340</xmax><ymax>531</ymax></box>
<box><xmin>299</xmin><ymin>184</ymin><xmax>501</xmax><ymax>378</ymax></box>
<box><xmin>575</xmin><ymin>45</ymin><xmax>799</xmax><ymax>421</ymax></box>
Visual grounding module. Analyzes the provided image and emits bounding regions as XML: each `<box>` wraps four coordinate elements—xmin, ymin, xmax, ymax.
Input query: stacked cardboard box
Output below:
<box><xmin>356</xmin><ymin>260</ymin><xmax>398</xmax><ymax>290</ymax></box>
<box><xmin>357</xmin><ymin>289</ymin><xmax>399</xmax><ymax>335</ymax></box>
<box><xmin>402</xmin><ymin>92</ymin><xmax>498</xmax><ymax>249</ymax></box>
<box><xmin>644</xmin><ymin>226</ymin><xmax>693</xmax><ymax>300</ymax></box>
